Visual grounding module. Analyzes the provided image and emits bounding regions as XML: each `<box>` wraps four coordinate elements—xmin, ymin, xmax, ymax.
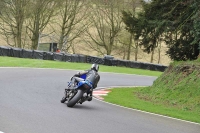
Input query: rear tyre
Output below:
<box><xmin>67</xmin><ymin>90</ymin><xmax>84</xmax><ymax>107</ymax></box>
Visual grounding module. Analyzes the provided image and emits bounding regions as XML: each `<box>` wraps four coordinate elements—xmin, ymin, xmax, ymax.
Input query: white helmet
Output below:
<box><xmin>91</xmin><ymin>64</ymin><xmax>99</xmax><ymax>72</ymax></box>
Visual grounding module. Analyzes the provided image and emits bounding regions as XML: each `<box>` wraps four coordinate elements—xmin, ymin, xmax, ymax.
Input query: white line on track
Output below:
<box><xmin>0</xmin><ymin>131</ymin><xmax>5</xmax><ymax>133</ymax></box>
<box><xmin>94</xmin><ymin>86</ymin><xmax>200</xmax><ymax>126</ymax></box>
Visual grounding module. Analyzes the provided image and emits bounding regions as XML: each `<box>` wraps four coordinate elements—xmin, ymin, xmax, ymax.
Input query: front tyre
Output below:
<box><xmin>67</xmin><ymin>90</ymin><xmax>84</xmax><ymax>107</ymax></box>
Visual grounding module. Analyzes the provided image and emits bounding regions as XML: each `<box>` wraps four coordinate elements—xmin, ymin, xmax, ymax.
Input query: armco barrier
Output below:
<box><xmin>145</xmin><ymin>63</ymin><xmax>155</xmax><ymax>71</ymax></box>
<box><xmin>10</xmin><ymin>47</ymin><xmax>23</xmax><ymax>58</ymax></box>
<box><xmin>87</xmin><ymin>56</ymin><xmax>104</xmax><ymax>64</ymax></box>
<box><xmin>71</xmin><ymin>54</ymin><xmax>79</xmax><ymax>62</ymax></box>
<box><xmin>0</xmin><ymin>46</ymin><xmax>11</xmax><ymax>56</ymax></box>
<box><xmin>78</xmin><ymin>54</ymin><xmax>87</xmax><ymax>63</ymax></box>
<box><xmin>0</xmin><ymin>46</ymin><xmax>168</xmax><ymax>72</ymax></box>
<box><xmin>140</xmin><ymin>62</ymin><xmax>148</xmax><ymax>69</ymax></box>
<box><xmin>117</xmin><ymin>59</ymin><xmax>125</xmax><ymax>67</ymax></box>
<box><xmin>104</xmin><ymin>55</ymin><xmax>114</xmax><ymax>66</ymax></box>
<box><xmin>32</xmin><ymin>50</ymin><xmax>44</xmax><ymax>60</ymax></box>
<box><xmin>153</xmin><ymin>64</ymin><xmax>166</xmax><ymax>72</ymax></box>
<box><xmin>129</xmin><ymin>61</ymin><xmax>141</xmax><ymax>68</ymax></box>
<box><xmin>53</xmin><ymin>53</ymin><xmax>64</xmax><ymax>61</ymax></box>
<box><xmin>22</xmin><ymin>49</ymin><xmax>33</xmax><ymax>58</ymax></box>
<box><xmin>43</xmin><ymin>52</ymin><xmax>53</xmax><ymax>60</ymax></box>
<box><xmin>63</xmin><ymin>54</ymin><xmax>72</xmax><ymax>62</ymax></box>
<box><xmin>110</xmin><ymin>59</ymin><xmax>119</xmax><ymax>66</ymax></box>
<box><xmin>104</xmin><ymin>59</ymin><xmax>113</xmax><ymax>66</ymax></box>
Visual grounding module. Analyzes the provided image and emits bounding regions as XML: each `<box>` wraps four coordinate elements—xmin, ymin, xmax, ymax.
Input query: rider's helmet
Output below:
<box><xmin>91</xmin><ymin>64</ymin><xmax>99</xmax><ymax>72</ymax></box>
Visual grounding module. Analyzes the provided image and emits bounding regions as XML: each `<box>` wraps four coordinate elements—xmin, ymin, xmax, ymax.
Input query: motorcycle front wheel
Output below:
<box><xmin>67</xmin><ymin>90</ymin><xmax>84</xmax><ymax>107</ymax></box>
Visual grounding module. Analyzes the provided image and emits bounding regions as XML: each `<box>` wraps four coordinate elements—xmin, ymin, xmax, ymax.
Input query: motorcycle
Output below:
<box><xmin>60</xmin><ymin>75</ymin><xmax>93</xmax><ymax>107</ymax></box>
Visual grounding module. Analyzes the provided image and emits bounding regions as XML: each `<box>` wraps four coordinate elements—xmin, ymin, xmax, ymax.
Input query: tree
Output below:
<box><xmin>122</xmin><ymin>1</ymin><xmax>162</xmax><ymax>63</ymax></box>
<box><xmin>83</xmin><ymin>0</ymin><xmax>124</xmax><ymax>55</ymax></box>
<box><xmin>55</xmin><ymin>0</ymin><xmax>89</xmax><ymax>53</ymax></box>
<box><xmin>123</xmin><ymin>0</ymin><xmax>200</xmax><ymax>61</ymax></box>
<box><xmin>25</xmin><ymin>0</ymin><xmax>57</xmax><ymax>50</ymax></box>
<box><xmin>122</xmin><ymin>9</ymin><xmax>143</xmax><ymax>61</ymax></box>
<box><xmin>164</xmin><ymin>0</ymin><xmax>199</xmax><ymax>60</ymax></box>
<box><xmin>123</xmin><ymin>0</ymin><xmax>141</xmax><ymax>60</ymax></box>
<box><xmin>191</xmin><ymin>0</ymin><xmax>200</xmax><ymax>57</ymax></box>
<box><xmin>138</xmin><ymin>0</ymin><xmax>169</xmax><ymax>63</ymax></box>
<box><xmin>0</xmin><ymin>0</ymin><xmax>30</xmax><ymax>48</ymax></box>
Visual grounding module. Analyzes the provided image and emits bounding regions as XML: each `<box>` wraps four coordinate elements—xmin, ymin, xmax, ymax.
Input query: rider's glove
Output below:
<box><xmin>74</xmin><ymin>72</ymin><xmax>80</xmax><ymax>77</ymax></box>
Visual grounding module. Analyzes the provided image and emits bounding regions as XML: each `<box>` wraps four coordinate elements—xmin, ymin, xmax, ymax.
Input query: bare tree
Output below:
<box><xmin>83</xmin><ymin>0</ymin><xmax>124</xmax><ymax>55</ymax></box>
<box><xmin>0</xmin><ymin>0</ymin><xmax>30</xmax><ymax>48</ymax></box>
<box><xmin>54</xmin><ymin>0</ymin><xmax>89</xmax><ymax>53</ymax></box>
<box><xmin>25</xmin><ymin>0</ymin><xmax>57</xmax><ymax>50</ymax></box>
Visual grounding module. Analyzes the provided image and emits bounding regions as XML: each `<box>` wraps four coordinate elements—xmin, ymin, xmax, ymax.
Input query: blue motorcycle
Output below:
<box><xmin>61</xmin><ymin>75</ymin><xmax>93</xmax><ymax>107</ymax></box>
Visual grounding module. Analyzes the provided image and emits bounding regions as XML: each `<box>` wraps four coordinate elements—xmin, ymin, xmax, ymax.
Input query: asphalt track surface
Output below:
<box><xmin>0</xmin><ymin>68</ymin><xmax>199</xmax><ymax>133</ymax></box>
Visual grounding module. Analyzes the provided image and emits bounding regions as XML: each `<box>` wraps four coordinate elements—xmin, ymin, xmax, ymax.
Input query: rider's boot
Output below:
<box><xmin>60</xmin><ymin>89</ymin><xmax>68</xmax><ymax>103</ymax></box>
<box><xmin>87</xmin><ymin>90</ymin><xmax>93</xmax><ymax>101</ymax></box>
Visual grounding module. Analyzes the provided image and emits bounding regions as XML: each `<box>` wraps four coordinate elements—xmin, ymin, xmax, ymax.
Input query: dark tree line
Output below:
<box><xmin>122</xmin><ymin>0</ymin><xmax>200</xmax><ymax>61</ymax></box>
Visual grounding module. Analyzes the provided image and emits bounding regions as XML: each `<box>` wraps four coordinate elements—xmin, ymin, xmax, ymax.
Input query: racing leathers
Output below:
<box><xmin>72</xmin><ymin>69</ymin><xmax>100</xmax><ymax>89</ymax></box>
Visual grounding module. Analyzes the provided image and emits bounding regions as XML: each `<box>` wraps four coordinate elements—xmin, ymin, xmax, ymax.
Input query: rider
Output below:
<box><xmin>70</xmin><ymin>63</ymin><xmax>100</xmax><ymax>101</ymax></box>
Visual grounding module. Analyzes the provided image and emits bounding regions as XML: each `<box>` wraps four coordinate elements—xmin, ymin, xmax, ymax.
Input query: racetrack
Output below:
<box><xmin>0</xmin><ymin>68</ymin><xmax>199</xmax><ymax>133</ymax></box>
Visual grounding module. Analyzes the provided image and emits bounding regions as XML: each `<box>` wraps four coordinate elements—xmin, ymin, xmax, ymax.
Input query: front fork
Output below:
<box><xmin>64</xmin><ymin>88</ymin><xmax>76</xmax><ymax>100</ymax></box>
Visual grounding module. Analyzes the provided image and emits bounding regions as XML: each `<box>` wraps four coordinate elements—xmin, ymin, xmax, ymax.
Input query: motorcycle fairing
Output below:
<box><xmin>80</xmin><ymin>74</ymin><xmax>86</xmax><ymax>79</ymax></box>
<box><xmin>76</xmin><ymin>80</ymin><xmax>93</xmax><ymax>89</ymax></box>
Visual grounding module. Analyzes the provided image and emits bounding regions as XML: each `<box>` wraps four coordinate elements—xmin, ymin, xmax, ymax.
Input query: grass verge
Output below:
<box><xmin>0</xmin><ymin>56</ymin><xmax>162</xmax><ymax>76</ymax></box>
<box><xmin>103</xmin><ymin>87</ymin><xmax>200</xmax><ymax>123</ymax></box>
<box><xmin>103</xmin><ymin>59</ymin><xmax>200</xmax><ymax>124</ymax></box>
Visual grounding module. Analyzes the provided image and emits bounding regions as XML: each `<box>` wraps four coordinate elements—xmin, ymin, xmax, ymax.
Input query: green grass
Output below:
<box><xmin>103</xmin><ymin>87</ymin><xmax>200</xmax><ymax>123</ymax></box>
<box><xmin>103</xmin><ymin>59</ymin><xmax>200</xmax><ymax>123</ymax></box>
<box><xmin>0</xmin><ymin>56</ymin><xmax>162</xmax><ymax>76</ymax></box>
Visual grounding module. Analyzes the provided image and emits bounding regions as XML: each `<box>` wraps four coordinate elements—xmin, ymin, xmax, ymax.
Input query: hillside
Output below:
<box><xmin>137</xmin><ymin>59</ymin><xmax>200</xmax><ymax>114</ymax></box>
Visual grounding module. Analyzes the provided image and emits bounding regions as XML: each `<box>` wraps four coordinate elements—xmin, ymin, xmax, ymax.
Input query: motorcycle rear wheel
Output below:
<box><xmin>67</xmin><ymin>90</ymin><xmax>84</xmax><ymax>107</ymax></box>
